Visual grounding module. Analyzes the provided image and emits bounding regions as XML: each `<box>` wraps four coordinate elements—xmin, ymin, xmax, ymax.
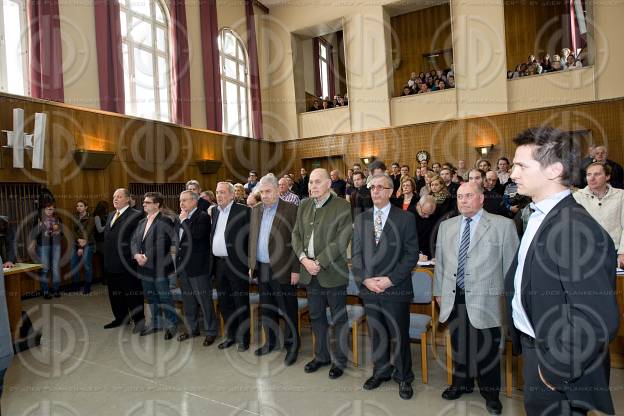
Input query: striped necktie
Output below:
<box><xmin>456</xmin><ymin>217</ymin><xmax>472</xmax><ymax>289</ymax></box>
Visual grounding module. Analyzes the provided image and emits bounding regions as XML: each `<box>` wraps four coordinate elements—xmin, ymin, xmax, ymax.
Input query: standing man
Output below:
<box><xmin>131</xmin><ymin>192</ymin><xmax>177</xmax><ymax>340</ymax></box>
<box><xmin>507</xmin><ymin>127</ymin><xmax>619</xmax><ymax>416</ymax></box>
<box><xmin>292</xmin><ymin>168</ymin><xmax>352</xmax><ymax>379</ymax></box>
<box><xmin>211</xmin><ymin>182</ymin><xmax>251</xmax><ymax>351</ymax></box>
<box><xmin>592</xmin><ymin>145</ymin><xmax>624</xmax><ymax>189</ymax></box>
<box><xmin>389</xmin><ymin>162</ymin><xmax>401</xmax><ymax>194</ymax></box>
<box><xmin>350</xmin><ymin>171</ymin><xmax>373</xmax><ymax>219</ymax></box>
<box><xmin>186</xmin><ymin>179</ymin><xmax>210</xmax><ymax>212</ymax></box>
<box><xmin>103</xmin><ymin>188</ymin><xmax>145</xmax><ymax>332</ymax></box>
<box><xmin>176</xmin><ymin>191</ymin><xmax>218</xmax><ymax>346</ymax></box>
<box><xmin>496</xmin><ymin>157</ymin><xmax>511</xmax><ymax>185</ymax></box>
<box><xmin>0</xmin><ymin>216</ymin><xmax>16</xmax><ymax>268</ymax></box>
<box><xmin>330</xmin><ymin>170</ymin><xmax>347</xmax><ymax>198</ymax></box>
<box><xmin>351</xmin><ymin>174</ymin><xmax>419</xmax><ymax>400</ymax></box>
<box><xmin>278</xmin><ymin>177</ymin><xmax>300</xmax><ymax>206</ymax></box>
<box><xmin>434</xmin><ymin>182</ymin><xmax>518</xmax><ymax>414</ymax></box>
<box><xmin>249</xmin><ymin>175</ymin><xmax>300</xmax><ymax>365</ymax></box>
<box><xmin>296</xmin><ymin>168</ymin><xmax>309</xmax><ymax>199</ymax></box>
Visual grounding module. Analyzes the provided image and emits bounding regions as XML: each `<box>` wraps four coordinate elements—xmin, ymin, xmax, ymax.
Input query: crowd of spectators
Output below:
<box><xmin>400</xmin><ymin>67</ymin><xmax>455</xmax><ymax>97</ymax></box>
<box><xmin>308</xmin><ymin>94</ymin><xmax>349</xmax><ymax>112</ymax></box>
<box><xmin>508</xmin><ymin>48</ymin><xmax>585</xmax><ymax>79</ymax></box>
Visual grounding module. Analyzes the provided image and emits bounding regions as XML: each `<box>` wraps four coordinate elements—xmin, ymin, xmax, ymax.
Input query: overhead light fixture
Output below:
<box><xmin>73</xmin><ymin>149</ymin><xmax>115</xmax><ymax>170</ymax></box>
<box><xmin>197</xmin><ymin>159</ymin><xmax>222</xmax><ymax>174</ymax></box>
<box><xmin>361</xmin><ymin>156</ymin><xmax>377</xmax><ymax>166</ymax></box>
<box><xmin>475</xmin><ymin>145</ymin><xmax>494</xmax><ymax>157</ymax></box>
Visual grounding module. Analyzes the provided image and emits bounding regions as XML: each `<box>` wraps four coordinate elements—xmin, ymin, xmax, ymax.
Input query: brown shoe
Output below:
<box><xmin>203</xmin><ymin>335</ymin><xmax>217</xmax><ymax>346</ymax></box>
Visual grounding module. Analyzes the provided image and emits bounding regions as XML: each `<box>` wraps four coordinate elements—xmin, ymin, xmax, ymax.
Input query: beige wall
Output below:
<box><xmin>390</xmin><ymin>89</ymin><xmax>457</xmax><ymax>127</ymax></box>
<box><xmin>298</xmin><ymin>106</ymin><xmax>351</xmax><ymax>138</ymax></box>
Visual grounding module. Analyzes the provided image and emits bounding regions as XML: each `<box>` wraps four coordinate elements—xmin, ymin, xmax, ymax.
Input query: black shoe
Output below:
<box><xmin>441</xmin><ymin>385</ymin><xmax>473</xmax><ymax>400</ymax></box>
<box><xmin>363</xmin><ymin>375</ymin><xmax>391</xmax><ymax>390</ymax></box>
<box><xmin>304</xmin><ymin>359</ymin><xmax>330</xmax><ymax>373</ymax></box>
<box><xmin>177</xmin><ymin>331</ymin><xmax>200</xmax><ymax>342</ymax></box>
<box><xmin>218</xmin><ymin>338</ymin><xmax>236</xmax><ymax>350</ymax></box>
<box><xmin>284</xmin><ymin>349</ymin><xmax>298</xmax><ymax>366</ymax></box>
<box><xmin>203</xmin><ymin>335</ymin><xmax>217</xmax><ymax>346</ymax></box>
<box><xmin>399</xmin><ymin>382</ymin><xmax>413</xmax><ymax>400</ymax></box>
<box><xmin>53</xmin><ymin>291</ymin><xmax>61</xmax><ymax>298</ymax></box>
<box><xmin>237</xmin><ymin>343</ymin><xmax>249</xmax><ymax>352</ymax></box>
<box><xmin>82</xmin><ymin>285</ymin><xmax>91</xmax><ymax>295</ymax></box>
<box><xmin>164</xmin><ymin>329</ymin><xmax>176</xmax><ymax>340</ymax></box>
<box><xmin>43</xmin><ymin>294</ymin><xmax>52</xmax><ymax>300</ymax></box>
<box><xmin>485</xmin><ymin>399</ymin><xmax>502</xmax><ymax>415</ymax></box>
<box><xmin>103</xmin><ymin>320</ymin><xmax>123</xmax><ymax>329</ymax></box>
<box><xmin>328</xmin><ymin>365</ymin><xmax>344</xmax><ymax>379</ymax></box>
<box><xmin>254</xmin><ymin>344</ymin><xmax>277</xmax><ymax>356</ymax></box>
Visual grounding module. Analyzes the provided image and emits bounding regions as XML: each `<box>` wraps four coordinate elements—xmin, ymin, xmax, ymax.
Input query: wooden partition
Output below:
<box><xmin>391</xmin><ymin>3</ymin><xmax>452</xmax><ymax>96</ymax></box>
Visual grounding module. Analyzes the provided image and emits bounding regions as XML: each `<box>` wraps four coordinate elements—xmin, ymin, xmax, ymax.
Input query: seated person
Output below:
<box><xmin>322</xmin><ymin>98</ymin><xmax>331</xmax><ymax>109</ymax></box>
<box><xmin>417</xmin><ymin>83</ymin><xmax>430</xmax><ymax>94</ymax></box>
<box><xmin>551</xmin><ymin>55</ymin><xmax>563</xmax><ymax>71</ymax></box>
<box><xmin>310</xmin><ymin>99</ymin><xmax>321</xmax><ymax>111</ymax></box>
<box><xmin>401</xmin><ymin>85</ymin><xmax>413</xmax><ymax>96</ymax></box>
<box><xmin>564</xmin><ymin>54</ymin><xmax>582</xmax><ymax>70</ymax></box>
<box><xmin>447</xmin><ymin>75</ymin><xmax>455</xmax><ymax>88</ymax></box>
<box><xmin>407</xmin><ymin>72</ymin><xmax>418</xmax><ymax>88</ymax></box>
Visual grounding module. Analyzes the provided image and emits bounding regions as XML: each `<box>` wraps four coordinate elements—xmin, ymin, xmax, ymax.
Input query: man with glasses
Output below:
<box><xmin>352</xmin><ymin>174</ymin><xmax>419</xmax><ymax>400</ymax></box>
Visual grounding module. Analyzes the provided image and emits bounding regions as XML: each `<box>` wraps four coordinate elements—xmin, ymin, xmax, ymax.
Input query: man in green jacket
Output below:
<box><xmin>292</xmin><ymin>168</ymin><xmax>353</xmax><ymax>379</ymax></box>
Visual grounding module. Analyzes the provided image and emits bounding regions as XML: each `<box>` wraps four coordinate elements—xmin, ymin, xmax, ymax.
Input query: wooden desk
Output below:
<box><xmin>3</xmin><ymin>263</ymin><xmax>43</xmax><ymax>351</ymax></box>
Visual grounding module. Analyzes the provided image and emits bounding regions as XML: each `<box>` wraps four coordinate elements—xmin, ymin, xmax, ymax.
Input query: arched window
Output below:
<box><xmin>119</xmin><ymin>0</ymin><xmax>171</xmax><ymax>121</ymax></box>
<box><xmin>0</xmin><ymin>0</ymin><xmax>28</xmax><ymax>95</ymax></box>
<box><xmin>218</xmin><ymin>28</ymin><xmax>251</xmax><ymax>137</ymax></box>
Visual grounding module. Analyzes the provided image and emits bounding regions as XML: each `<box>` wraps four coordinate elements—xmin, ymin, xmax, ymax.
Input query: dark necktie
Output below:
<box><xmin>456</xmin><ymin>217</ymin><xmax>472</xmax><ymax>289</ymax></box>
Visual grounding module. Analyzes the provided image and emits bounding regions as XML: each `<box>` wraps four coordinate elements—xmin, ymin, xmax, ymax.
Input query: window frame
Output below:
<box><xmin>318</xmin><ymin>38</ymin><xmax>330</xmax><ymax>99</ymax></box>
<box><xmin>218</xmin><ymin>27</ymin><xmax>252</xmax><ymax>138</ymax></box>
<box><xmin>119</xmin><ymin>0</ymin><xmax>172</xmax><ymax>122</ymax></box>
<box><xmin>0</xmin><ymin>0</ymin><xmax>29</xmax><ymax>95</ymax></box>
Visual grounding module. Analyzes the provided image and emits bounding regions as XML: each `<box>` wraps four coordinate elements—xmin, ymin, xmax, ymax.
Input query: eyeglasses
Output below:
<box><xmin>370</xmin><ymin>185</ymin><xmax>393</xmax><ymax>192</ymax></box>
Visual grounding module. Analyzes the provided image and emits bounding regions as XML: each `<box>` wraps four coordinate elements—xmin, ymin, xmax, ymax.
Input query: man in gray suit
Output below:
<box><xmin>0</xmin><ymin>256</ymin><xmax>13</xmax><ymax>410</ymax></box>
<box><xmin>434</xmin><ymin>182</ymin><xmax>518</xmax><ymax>415</ymax></box>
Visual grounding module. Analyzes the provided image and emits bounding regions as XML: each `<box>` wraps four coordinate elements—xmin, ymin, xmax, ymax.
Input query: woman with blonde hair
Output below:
<box><xmin>419</xmin><ymin>171</ymin><xmax>437</xmax><ymax>198</ymax></box>
<box><xmin>429</xmin><ymin>175</ymin><xmax>453</xmax><ymax>216</ymax></box>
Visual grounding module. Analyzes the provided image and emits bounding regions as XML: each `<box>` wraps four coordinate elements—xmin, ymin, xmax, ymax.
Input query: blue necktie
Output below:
<box><xmin>456</xmin><ymin>217</ymin><xmax>472</xmax><ymax>289</ymax></box>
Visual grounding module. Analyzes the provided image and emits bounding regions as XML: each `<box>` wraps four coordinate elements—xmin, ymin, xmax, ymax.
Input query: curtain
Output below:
<box><xmin>199</xmin><ymin>0</ymin><xmax>222</xmax><ymax>131</ymax></box>
<box><xmin>313</xmin><ymin>37</ymin><xmax>321</xmax><ymax>97</ymax></box>
<box><xmin>170</xmin><ymin>0</ymin><xmax>191</xmax><ymax>126</ymax></box>
<box><xmin>245</xmin><ymin>0</ymin><xmax>263</xmax><ymax>139</ymax></box>
<box><xmin>94</xmin><ymin>0</ymin><xmax>124</xmax><ymax>113</ymax></box>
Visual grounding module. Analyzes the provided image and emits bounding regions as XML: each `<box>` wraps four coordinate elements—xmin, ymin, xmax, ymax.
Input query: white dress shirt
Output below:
<box><xmin>512</xmin><ymin>189</ymin><xmax>571</xmax><ymax>338</ymax></box>
<box><xmin>111</xmin><ymin>205</ymin><xmax>129</xmax><ymax>226</ymax></box>
<box><xmin>212</xmin><ymin>201</ymin><xmax>233</xmax><ymax>257</ymax></box>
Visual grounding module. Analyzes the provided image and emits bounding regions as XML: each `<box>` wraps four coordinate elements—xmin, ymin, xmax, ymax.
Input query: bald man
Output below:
<box><xmin>292</xmin><ymin>168</ymin><xmax>352</xmax><ymax>379</ymax></box>
<box><xmin>330</xmin><ymin>170</ymin><xmax>347</xmax><ymax>198</ymax></box>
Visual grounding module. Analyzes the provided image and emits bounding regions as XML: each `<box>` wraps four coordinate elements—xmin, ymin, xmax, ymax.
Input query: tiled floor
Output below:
<box><xmin>2</xmin><ymin>284</ymin><xmax>622</xmax><ymax>415</ymax></box>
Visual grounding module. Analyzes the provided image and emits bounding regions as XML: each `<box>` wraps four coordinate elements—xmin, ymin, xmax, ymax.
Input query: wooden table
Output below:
<box><xmin>3</xmin><ymin>263</ymin><xmax>43</xmax><ymax>351</ymax></box>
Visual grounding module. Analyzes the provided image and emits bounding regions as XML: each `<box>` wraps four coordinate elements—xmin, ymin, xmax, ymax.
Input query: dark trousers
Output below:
<box><xmin>307</xmin><ymin>277</ymin><xmax>348</xmax><ymax>367</ymax></box>
<box><xmin>448</xmin><ymin>287</ymin><xmax>501</xmax><ymax>400</ymax></box>
<box><xmin>521</xmin><ymin>335</ymin><xmax>589</xmax><ymax>416</ymax></box>
<box><xmin>0</xmin><ymin>367</ymin><xmax>6</xmax><ymax>399</ymax></box>
<box><xmin>257</xmin><ymin>262</ymin><xmax>299</xmax><ymax>351</ymax></box>
<box><xmin>178</xmin><ymin>273</ymin><xmax>218</xmax><ymax>336</ymax></box>
<box><xmin>364</xmin><ymin>298</ymin><xmax>414</xmax><ymax>383</ymax></box>
<box><xmin>214</xmin><ymin>257</ymin><xmax>250</xmax><ymax>345</ymax></box>
<box><xmin>107</xmin><ymin>271</ymin><xmax>145</xmax><ymax>324</ymax></box>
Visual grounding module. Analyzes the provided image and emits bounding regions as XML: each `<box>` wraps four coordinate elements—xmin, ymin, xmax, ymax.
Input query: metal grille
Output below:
<box><xmin>0</xmin><ymin>182</ymin><xmax>42</xmax><ymax>261</ymax></box>
<box><xmin>129</xmin><ymin>183</ymin><xmax>186</xmax><ymax>213</ymax></box>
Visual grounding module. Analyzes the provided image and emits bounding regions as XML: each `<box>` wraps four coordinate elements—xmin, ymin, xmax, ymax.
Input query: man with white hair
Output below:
<box><xmin>186</xmin><ymin>179</ymin><xmax>210</xmax><ymax>211</ymax></box>
<box><xmin>592</xmin><ymin>146</ymin><xmax>623</xmax><ymax>189</ymax></box>
<box><xmin>249</xmin><ymin>175</ymin><xmax>300</xmax><ymax>365</ymax></box>
<box><xmin>278</xmin><ymin>177</ymin><xmax>300</xmax><ymax>206</ymax></box>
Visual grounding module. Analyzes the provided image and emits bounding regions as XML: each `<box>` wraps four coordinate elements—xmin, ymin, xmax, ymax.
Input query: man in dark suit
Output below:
<box><xmin>507</xmin><ymin>127</ymin><xmax>620</xmax><ymax>416</ymax></box>
<box><xmin>103</xmin><ymin>188</ymin><xmax>145</xmax><ymax>331</ymax></box>
<box><xmin>295</xmin><ymin>168</ymin><xmax>309</xmax><ymax>199</ymax></box>
<box><xmin>131</xmin><ymin>192</ymin><xmax>177</xmax><ymax>340</ymax></box>
<box><xmin>389</xmin><ymin>162</ymin><xmax>401</xmax><ymax>194</ymax></box>
<box><xmin>350</xmin><ymin>171</ymin><xmax>373</xmax><ymax>219</ymax></box>
<box><xmin>175</xmin><ymin>190</ymin><xmax>218</xmax><ymax>346</ymax></box>
<box><xmin>352</xmin><ymin>174</ymin><xmax>419</xmax><ymax>400</ymax></box>
<box><xmin>186</xmin><ymin>179</ymin><xmax>210</xmax><ymax>212</ymax></box>
<box><xmin>248</xmin><ymin>175</ymin><xmax>300</xmax><ymax>365</ymax></box>
<box><xmin>0</xmin><ymin>216</ymin><xmax>16</xmax><ymax>268</ymax></box>
<box><xmin>211</xmin><ymin>182</ymin><xmax>251</xmax><ymax>351</ymax></box>
<box><xmin>330</xmin><ymin>170</ymin><xmax>347</xmax><ymax>198</ymax></box>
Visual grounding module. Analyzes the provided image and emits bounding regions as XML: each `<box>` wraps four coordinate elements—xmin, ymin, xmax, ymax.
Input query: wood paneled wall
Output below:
<box><xmin>281</xmin><ymin>98</ymin><xmax>624</xmax><ymax>175</ymax></box>
<box><xmin>504</xmin><ymin>1</ymin><xmax>569</xmax><ymax>71</ymax></box>
<box><xmin>391</xmin><ymin>4</ymin><xmax>452</xmax><ymax>96</ymax></box>
<box><xmin>0</xmin><ymin>93</ymin><xmax>286</xmax><ymax>215</ymax></box>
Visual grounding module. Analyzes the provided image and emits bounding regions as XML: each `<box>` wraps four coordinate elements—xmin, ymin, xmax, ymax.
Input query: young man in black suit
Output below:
<box><xmin>176</xmin><ymin>190</ymin><xmax>219</xmax><ymax>346</ymax></box>
<box><xmin>351</xmin><ymin>174</ymin><xmax>419</xmax><ymax>400</ymax></box>
<box><xmin>506</xmin><ymin>127</ymin><xmax>620</xmax><ymax>416</ymax></box>
<box><xmin>131</xmin><ymin>192</ymin><xmax>177</xmax><ymax>340</ymax></box>
<box><xmin>103</xmin><ymin>188</ymin><xmax>145</xmax><ymax>332</ymax></box>
<box><xmin>210</xmin><ymin>182</ymin><xmax>251</xmax><ymax>351</ymax></box>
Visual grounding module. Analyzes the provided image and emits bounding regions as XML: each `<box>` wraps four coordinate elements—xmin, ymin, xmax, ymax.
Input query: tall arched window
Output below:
<box><xmin>0</xmin><ymin>0</ymin><xmax>28</xmax><ymax>95</ymax></box>
<box><xmin>218</xmin><ymin>28</ymin><xmax>251</xmax><ymax>137</ymax></box>
<box><xmin>119</xmin><ymin>0</ymin><xmax>171</xmax><ymax>121</ymax></box>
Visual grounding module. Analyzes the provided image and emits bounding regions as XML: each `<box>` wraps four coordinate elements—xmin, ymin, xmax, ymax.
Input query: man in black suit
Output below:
<box><xmin>506</xmin><ymin>127</ymin><xmax>620</xmax><ymax>416</ymax></box>
<box><xmin>0</xmin><ymin>216</ymin><xmax>16</xmax><ymax>268</ymax></box>
<box><xmin>351</xmin><ymin>174</ymin><xmax>419</xmax><ymax>400</ymax></box>
<box><xmin>295</xmin><ymin>168</ymin><xmax>309</xmax><ymax>199</ymax></box>
<box><xmin>248</xmin><ymin>175</ymin><xmax>300</xmax><ymax>365</ymax></box>
<box><xmin>103</xmin><ymin>188</ymin><xmax>145</xmax><ymax>331</ymax></box>
<box><xmin>175</xmin><ymin>190</ymin><xmax>218</xmax><ymax>346</ymax></box>
<box><xmin>211</xmin><ymin>182</ymin><xmax>251</xmax><ymax>351</ymax></box>
<box><xmin>350</xmin><ymin>171</ymin><xmax>373</xmax><ymax>219</ymax></box>
<box><xmin>330</xmin><ymin>170</ymin><xmax>347</xmax><ymax>198</ymax></box>
<box><xmin>131</xmin><ymin>192</ymin><xmax>177</xmax><ymax>340</ymax></box>
<box><xmin>389</xmin><ymin>162</ymin><xmax>401</xmax><ymax>194</ymax></box>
